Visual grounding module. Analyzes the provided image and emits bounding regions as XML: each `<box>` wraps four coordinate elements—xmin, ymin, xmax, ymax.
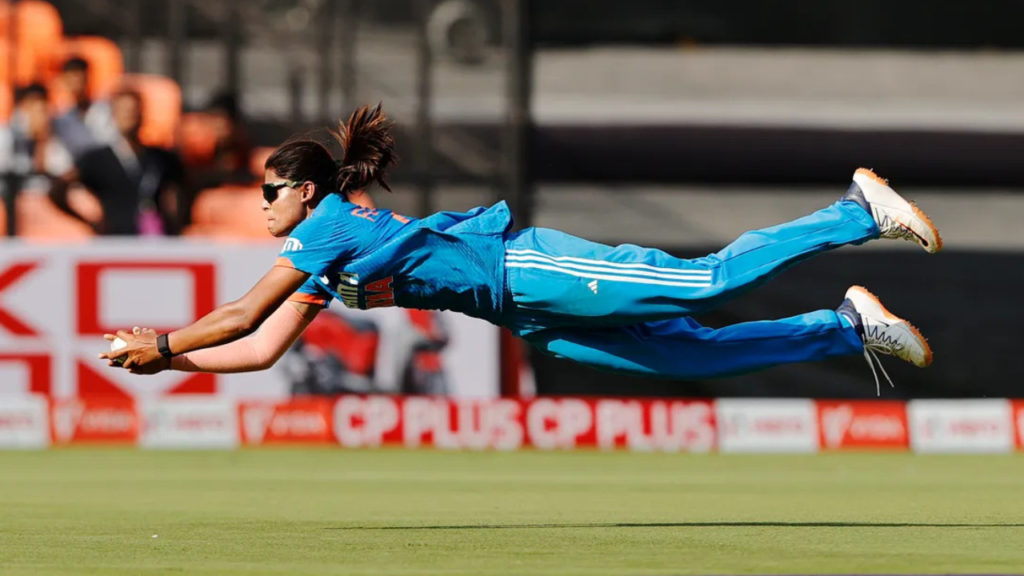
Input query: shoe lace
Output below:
<box><xmin>876</xmin><ymin>212</ymin><xmax>918</xmax><ymax>242</ymax></box>
<box><xmin>862</xmin><ymin>345</ymin><xmax>896</xmax><ymax>397</ymax></box>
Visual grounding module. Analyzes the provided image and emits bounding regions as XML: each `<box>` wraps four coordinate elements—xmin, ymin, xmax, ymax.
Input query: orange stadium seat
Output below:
<box><xmin>0</xmin><ymin>84</ymin><xmax>11</xmax><ymax>120</ymax></box>
<box><xmin>186</xmin><ymin>185</ymin><xmax>270</xmax><ymax>238</ymax></box>
<box><xmin>179</xmin><ymin>112</ymin><xmax>218</xmax><ymax>166</ymax></box>
<box><xmin>122</xmin><ymin>74</ymin><xmax>181</xmax><ymax>150</ymax></box>
<box><xmin>250</xmin><ymin>146</ymin><xmax>275</xmax><ymax>178</ymax></box>
<box><xmin>49</xmin><ymin>36</ymin><xmax>125</xmax><ymax>112</ymax></box>
<box><xmin>0</xmin><ymin>0</ymin><xmax>63</xmax><ymax>88</ymax></box>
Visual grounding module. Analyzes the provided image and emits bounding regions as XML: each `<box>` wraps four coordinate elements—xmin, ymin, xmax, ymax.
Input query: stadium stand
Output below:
<box><xmin>48</xmin><ymin>35</ymin><xmax>123</xmax><ymax>111</ymax></box>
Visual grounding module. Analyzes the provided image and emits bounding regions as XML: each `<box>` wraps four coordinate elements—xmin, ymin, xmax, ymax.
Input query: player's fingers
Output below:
<box><xmin>103</xmin><ymin>334</ymin><xmax>116</xmax><ymax>341</ymax></box>
<box><xmin>115</xmin><ymin>329</ymin><xmax>134</xmax><ymax>341</ymax></box>
<box><xmin>132</xmin><ymin>326</ymin><xmax>141</xmax><ymax>335</ymax></box>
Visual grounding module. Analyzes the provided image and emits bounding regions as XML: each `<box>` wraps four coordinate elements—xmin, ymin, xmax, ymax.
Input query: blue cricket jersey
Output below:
<box><xmin>275</xmin><ymin>193</ymin><xmax>513</xmax><ymax>325</ymax></box>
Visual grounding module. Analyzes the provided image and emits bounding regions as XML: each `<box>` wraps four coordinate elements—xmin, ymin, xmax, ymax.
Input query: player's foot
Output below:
<box><xmin>841</xmin><ymin>168</ymin><xmax>943</xmax><ymax>253</ymax></box>
<box><xmin>836</xmin><ymin>286</ymin><xmax>932</xmax><ymax>395</ymax></box>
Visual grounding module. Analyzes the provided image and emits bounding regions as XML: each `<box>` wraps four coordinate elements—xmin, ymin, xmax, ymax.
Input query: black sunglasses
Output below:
<box><xmin>261</xmin><ymin>180</ymin><xmax>302</xmax><ymax>204</ymax></box>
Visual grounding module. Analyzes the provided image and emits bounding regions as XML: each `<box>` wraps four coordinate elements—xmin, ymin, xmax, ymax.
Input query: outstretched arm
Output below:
<box><xmin>100</xmin><ymin>265</ymin><xmax>312</xmax><ymax>373</ymax></box>
<box><xmin>169</xmin><ymin>300</ymin><xmax>320</xmax><ymax>373</ymax></box>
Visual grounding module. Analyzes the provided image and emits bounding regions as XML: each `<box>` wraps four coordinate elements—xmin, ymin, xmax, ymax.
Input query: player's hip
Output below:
<box><xmin>500</xmin><ymin>227</ymin><xmax>720</xmax><ymax>336</ymax></box>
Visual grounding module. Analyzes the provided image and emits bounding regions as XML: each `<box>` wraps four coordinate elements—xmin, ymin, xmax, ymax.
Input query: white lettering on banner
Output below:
<box><xmin>0</xmin><ymin>395</ymin><xmax>49</xmax><ymax>449</ymax></box>
<box><xmin>242</xmin><ymin>404</ymin><xmax>276</xmax><ymax>444</ymax></box>
<box><xmin>139</xmin><ymin>397</ymin><xmax>239</xmax><ymax>449</ymax></box>
<box><xmin>484</xmin><ymin>400</ymin><xmax>524</xmax><ymax>451</ymax></box>
<box><xmin>270</xmin><ymin>411</ymin><xmax>326</xmax><ymax>437</ymax></box>
<box><xmin>243</xmin><ymin>404</ymin><xmax>330</xmax><ymax>444</ymax></box>
<box><xmin>595</xmin><ymin>400</ymin><xmax>715</xmax><ymax>452</ymax></box>
<box><xmin>402</xmin><ymin>397</ymin><xmax>522</xmax><ymax>450</ymax></box>
<box><xmin>820</xmin><ymin>405</ymin><xmax>905</xmax><ymax>449</ymax></box>
<box><xmin>820</xmin><ymin>405</ymin><xmax>854</xmax><ymax>448</ymax></box>
<box><xmin>52</xmin><ymin>399</ymin><xmax>135</xmax><ymax>442</ymax></box>
<box><xmin>716</xmin><ymin>399</ymin><xmax>818</xmax><ymax>453</ymax></box>
<box><xmin>334</xmin><ymin>396</ymin><xmax>401</xmax><ymax>448</ymax></box>
<box><xmin>526</xmin><ymin>398</ymin><xmax>592</xmax><ymax>450</ymax></box>
<box><xmin>908</xmin><ymin>400</ymin><xmax>1013</xmax><ymax>454</ymax></box>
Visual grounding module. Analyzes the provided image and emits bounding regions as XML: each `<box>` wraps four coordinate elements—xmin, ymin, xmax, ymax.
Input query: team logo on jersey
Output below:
<box><xmin>327</xmin><ymin>272</ymin><xmax>396</xmax><ymax>310</ymax></box>
<box><xmin>281</xmin><ymin>238</ymin><xmax>304</xmax><ymax>252</ymax></box>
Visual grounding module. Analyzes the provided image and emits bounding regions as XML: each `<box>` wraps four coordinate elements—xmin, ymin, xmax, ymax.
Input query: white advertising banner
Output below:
<box><xmin>0</xmin><ymin>395</ymin><xmax>50</xmax><ymax>449</ymax></box>
<box><xmin>716</xmin><ymin>398</ymin><xmax>818</xmax><ymax>453</ymax></box>
<box><xmin>0</xmin><ymin>239</ymin><xmax>499</xmax><ymax>401</ymax></box>
<box><xmin>908</xmin><ymin>399</ymin><xmax>1014</xmax><ymax>454</ymax></box>
<box><xmin>139</xmin><ymin>396</ymin><xmax>239</xmax><ymax>449</ymax></box>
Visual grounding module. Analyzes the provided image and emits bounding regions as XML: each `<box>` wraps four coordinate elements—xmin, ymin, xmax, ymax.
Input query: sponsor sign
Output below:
<box><xmin>139</xmin><ymin>396</ymin><xmax>239</xmax><ymax>449</ymax></box>
<box><xmin>908</xmin><ymin>399</ymin><xmax>1013</xmax><ymax>454</ymax></box>
<box><xmin>716</xmin><ymin>399</ymin><xmax>818</xmax><ymax>453</ymax></box>
<box><xmin>0</xmin><ymin>395</ymin><xmax>49</xmax><ymax>449</ymax></box>
<box><xmin>240</xmin><ymin>398</ymin><xmax>333</xmax><ymax>444</ymax></box>
<box><xmin>52</xmin><ymin>397</ymin><xmax>138</xmax><ymax>444</ymax></box>
<box><xmin>817</xmin><ymin>401</ymin><xmax>908</xmax><ymax>450</ymax></box>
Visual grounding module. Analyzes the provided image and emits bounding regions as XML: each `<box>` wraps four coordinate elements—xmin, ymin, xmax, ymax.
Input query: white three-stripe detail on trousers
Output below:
<box><xmin>505</xmin><ymin>249</ymin><xmax>713</xmax><ymax>288</ymax></box>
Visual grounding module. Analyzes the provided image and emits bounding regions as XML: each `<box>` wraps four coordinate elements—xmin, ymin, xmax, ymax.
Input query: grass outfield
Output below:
<box><xmin>1</xmin><ymin>450</ymin><xmax>1023</xmax><ymax>575</ymax></box>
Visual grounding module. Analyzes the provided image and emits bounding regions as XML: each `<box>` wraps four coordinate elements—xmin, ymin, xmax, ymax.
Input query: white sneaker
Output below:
<box><xmin>836</xmin><ymin>286</ymin><xmax>933</xmax><ymax>395</ymax></box>
<box><xmin>843</xmin><ymin>168</ymin><xmax>943</xmax><ymax>253</ymax></box>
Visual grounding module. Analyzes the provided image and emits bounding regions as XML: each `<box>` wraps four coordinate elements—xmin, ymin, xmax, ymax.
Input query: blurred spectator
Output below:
<box><xmin>0</xmin><ymin>84</ymin><xmax>74</xmax><ymax>192</ymax></box>
<box><xmin>51</xmin><ymin>57</ymin><xmax>116</xmax><ymax>159</ymax></box>
<box><xmin>204</xmin><ymin>91</ymin><xmax>253</xmax><ymax>176</ymax></box>
<box><xmin>183</xmin><ymin>91</ymin><xmax>254</xmax><ymax>228</ymax></box>
<box><xmin>186</xmin><ymin>91</ymin><xmax>253</xmax><ymax>184</ymax></box>
<box><xmin>50</xmin><ymin>88</ymin><xmax>184</xmax><ymax>236</ymax></box>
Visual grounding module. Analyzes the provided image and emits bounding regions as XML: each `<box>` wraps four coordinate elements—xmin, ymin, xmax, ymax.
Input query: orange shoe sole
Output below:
<box><xmin>855</xmin><ymin>168</ymin><xmax>944</xmax><ymax>253</ymax></box>
<box><xmin>849</xmin><ymin>285</ymin><xmax>933</xmax><ymax>367</ymax></box>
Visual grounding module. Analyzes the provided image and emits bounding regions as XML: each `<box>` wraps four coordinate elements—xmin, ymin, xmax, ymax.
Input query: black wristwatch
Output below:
<box><xmin>156</xmin><ymin>333</ymin><xmax>175</xmax><ymax>358</ymax></box>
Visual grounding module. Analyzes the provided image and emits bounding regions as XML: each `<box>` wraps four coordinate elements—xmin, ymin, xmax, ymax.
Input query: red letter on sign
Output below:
<box><xmin>0</xmin><ymin>262</ymin><xmax>41</xmax><ymax>336</ymax></box>
<box><xmin>76</xmin><ymin>262</ymin><xmax>216</xmax><ymax>336</ymax></box>
<box><xmin>0</xmin><ymin>353</ymin><xmax>51</xmax><ymax>395</ymax></box>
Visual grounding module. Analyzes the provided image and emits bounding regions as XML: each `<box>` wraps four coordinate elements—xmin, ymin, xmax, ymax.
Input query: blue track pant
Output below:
<box><xmin>502</xmin><ymin>201</ymin><xmax>879</xmax><ymax>379</ymax></box>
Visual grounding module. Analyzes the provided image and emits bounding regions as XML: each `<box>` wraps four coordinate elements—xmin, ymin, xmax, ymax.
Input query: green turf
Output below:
<box><xmin>1</xmin><ymin>449</ymin><xmax>1023</xmax><ymax>575</ymax></box>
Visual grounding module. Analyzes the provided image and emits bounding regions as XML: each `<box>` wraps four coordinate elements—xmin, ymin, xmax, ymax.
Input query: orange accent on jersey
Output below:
<box><xmin>274</xmin><ymin>257</ymin><xmax>295</xmax><ymax>269</ymax></box>
<box><xmin>392</xmin><ymin>213</ymin><xmax>410</xmax><ymax>224</ymax></box>
<box><xmin>288</xmin><ymin>292</ymin><xmax>329</xmax><ymax>306</ymax></box>
<box><xmin>351</xmin><ymin>207</ymin><xmax>379</xmax><ymax>222</ymax></box>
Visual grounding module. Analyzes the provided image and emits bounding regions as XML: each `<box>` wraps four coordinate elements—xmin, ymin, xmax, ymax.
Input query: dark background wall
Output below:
<box><xmin>532</xmin><ymin>248</ymin><xmax>1014</xmax><ymax>400</ymax></box>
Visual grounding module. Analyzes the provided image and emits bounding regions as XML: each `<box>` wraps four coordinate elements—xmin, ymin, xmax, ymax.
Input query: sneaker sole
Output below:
<box><xmin>855</xmin><ymin>168</ymin><xmax>944</xmax><ymax>253</ymax></box>
<box><xmin>848</xmin><ymin>285</ymin><xmax>933</xmax><ymax>368</ymax></box>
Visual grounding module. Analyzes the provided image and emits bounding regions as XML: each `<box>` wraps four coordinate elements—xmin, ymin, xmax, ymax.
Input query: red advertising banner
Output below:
<box><xmin>240</xmin><ymin>398</ymin><xmax>334</xmax><ymax>445</ymax></box>
<box><xmin>51</xmin><ymin>397</ymin><xmax>139</xmax><ymax>444</ymax></box>
<box><xmin>1013</xmin><ymin>401</ymin><xmax>1024</xmax><ymax>450</ymax></box>
<box><xmin>332</xmin><ymin>396</ymin><xmax>716</xmax><ymax>452</ymax></box>
<box><xmin>817</xmin><ymin>401</ymin><xmax>908</xmax><ymax>450</ymax></box>
<box><xmin>7</xmin><ymin>394</ymin><xmax>1024</xmax><ymax>453</ymax></box>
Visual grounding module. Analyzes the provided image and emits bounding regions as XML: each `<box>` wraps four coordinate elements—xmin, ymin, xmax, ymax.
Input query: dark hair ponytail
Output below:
<box><xmin>265</xmin><ymin>103</ymin><xmax>398</xmax><ymax>198</ymax></box>
<box><xmin>331</xmin><ymin>103</ymin><xmax>397</xmax><ymax>195</ymax></box>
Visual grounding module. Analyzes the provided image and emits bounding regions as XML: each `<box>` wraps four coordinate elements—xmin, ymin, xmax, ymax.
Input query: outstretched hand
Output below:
<box><xmin>98</xmin><ymin>327</ymin><xmax>171</xmax><ymax>375</ymax></box>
